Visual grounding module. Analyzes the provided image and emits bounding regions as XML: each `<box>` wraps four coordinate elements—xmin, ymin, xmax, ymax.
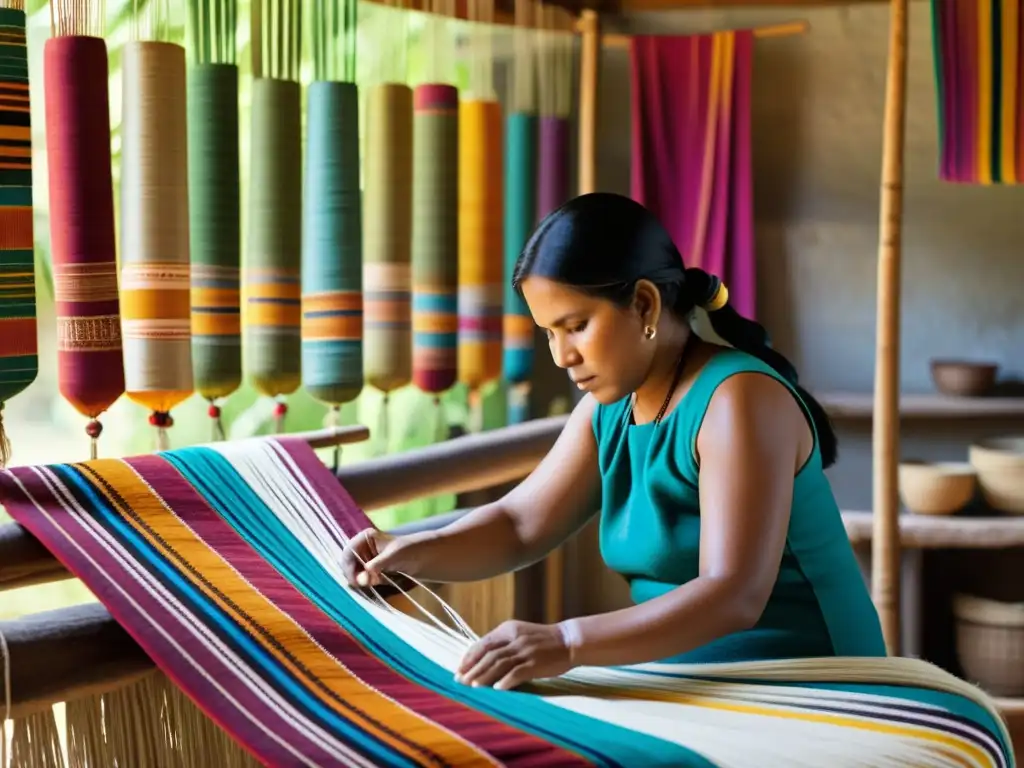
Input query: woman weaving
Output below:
<box><xmin>342</xmin><ymin>191</ymin><xmax>885</xmax><ymax>691</ymax></box>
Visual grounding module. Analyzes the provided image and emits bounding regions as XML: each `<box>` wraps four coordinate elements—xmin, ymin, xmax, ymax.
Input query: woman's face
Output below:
<box><xmin>520</xmin><ymin>276</ymin><xmax>655</xmax><ymax>404</ymax></box>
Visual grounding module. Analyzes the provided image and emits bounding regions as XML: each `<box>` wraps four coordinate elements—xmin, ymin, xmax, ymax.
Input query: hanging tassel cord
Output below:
<box><xmin>0</xmin><ymin>401</ymin><xmax>10</xmax><ymax>469</ymax></box>
<box><xmin>149</xmin><ymin>411</ymin><xmax>173</xmax><ymax>452</ymax></box>
<box><xmin>432</xmin><ymin>395</ymin><xmax>448</xmax><ymax>443</ymax></box>
<box><xmin>85</xmin><ymin>419</ymin><xmax>103</xmax><ymax>461</ymax></box>
<box><xmin>273</xmin><ymin>399</ymin><xmax>288</xmax><ymax>434</ymax></box>
<box><xmin>468</xmin><ymin>389</ymin><xmax>483</xmax><ymax>434</ymax></box>
<box><xmin>208</xmin><ymin>401</ymin><xmax>226</xmax><ymax>442</ymax></box>
<box><xmin>325</xmin><ymin>405</ymin><xmax>342</xmax><ymax>473</ymax></box>
<box><xmin>377</xmin><ymin>393</ymin><xmax>390</xmax><ymax>456</ymax></box>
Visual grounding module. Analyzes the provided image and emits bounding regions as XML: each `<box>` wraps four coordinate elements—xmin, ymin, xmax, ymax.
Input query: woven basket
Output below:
<box><xmin>953</xmin><ymin>593</ymin><xmax>1024</xmax><ymax>697</ymax></box>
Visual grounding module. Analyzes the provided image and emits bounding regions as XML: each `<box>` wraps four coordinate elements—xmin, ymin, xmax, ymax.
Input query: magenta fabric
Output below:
<box><xmin>629</xmin><ymin>32</ymin><xmax>757</xmax><ymax>319</ymax></box>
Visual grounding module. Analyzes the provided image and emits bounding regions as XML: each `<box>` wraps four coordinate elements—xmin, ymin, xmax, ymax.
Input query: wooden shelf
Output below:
<box><xmin>842</xmin><ymin>511</ymin><xmax>1024</xmax><ymax>549</ymax></box>
<box><xmin>819</xmin><ymin>392</ymin><xmax>1024</xmax><ymax>420</ymax></box>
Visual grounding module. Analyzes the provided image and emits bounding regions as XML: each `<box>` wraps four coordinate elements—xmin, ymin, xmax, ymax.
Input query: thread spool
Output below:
<box><xmin>458</xmin><ymin>99</ymin><xmax>504</xmax><ymax>393</ymax></box>
<box><xmin>45</xmin><ymin>36</ymin><xmax>125</xmax><ymax>458</ymax></box>
<box><xmin>363</xmin><ymin>83</ymin><xmax>413</xmax><ymax>396</ymax></box>
<box><xmin>302</xmin><ymin>80</ymin><xmax>364</xmax><ymax>406</ymax></box>
<box><xmin>120</xmin><ymin>41</ymin><xmax>193</xmax><ymax>445</ymax></box>
<box><xmin>503</xmin><ymin>111</ymin><xmax>537</xmax><ymax>423</ymax></box>
<box><xmin>188</xmin><ymin>62</ymin><xmax>241</xmax><ymax>434</ymax></box>
<box><xmin>411</xmin><ymin>83</ymin><xmax>459</xmax><ymax>395</ymax></box>
<box><xmin>0</xmin><ymin>7</ymin><xmax>35</xmax><ymax>468</ymax></box>
<box><xmin>246</xmin><ymin>77</ymin><xmax>303</xmax><ymax>406</ymax></box>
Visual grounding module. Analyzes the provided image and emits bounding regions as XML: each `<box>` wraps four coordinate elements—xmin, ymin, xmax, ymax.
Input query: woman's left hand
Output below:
<box><xmin>456</xmin><ymin>620</ymin><xmax>574</xmax><ymax>691</ymax></box>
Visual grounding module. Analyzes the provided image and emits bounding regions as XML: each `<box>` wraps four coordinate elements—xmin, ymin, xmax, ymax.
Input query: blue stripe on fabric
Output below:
<box><xmin>167</xmin><ymin>446</ymin><xmax>715</xmax><ymax>768</ymax></box>
<box><xmin>412</xmin><ymin>293</ymin><xmax>457</xmax><ymax>313</ymax></box>
<box><xmin>53</xmin><ymin>463</ymin><xmax>421</xmax><ymax>768</ymax></box>
<box><xmin>412</xmin><ymin>332</ymin><xmax>456</xmax><ymax>349</ymax></box>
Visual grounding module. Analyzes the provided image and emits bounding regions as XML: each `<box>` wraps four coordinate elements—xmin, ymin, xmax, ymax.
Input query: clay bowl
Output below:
<box><xmin>930</xmin><ymin>359</ymin><xmax>999</xmax><ymax>397</ymax></box>
<box><xmin>969</xmin><ymin>437</ymin><xmax>1024</xmax><ymax>515</ymax></box>
<box><xmin>898</xmin><ymin>460</ymin><xmax>977</xmax><ymax>516</ymax></box>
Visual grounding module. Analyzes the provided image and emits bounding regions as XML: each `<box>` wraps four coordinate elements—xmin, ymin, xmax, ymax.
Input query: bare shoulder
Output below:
<box><xmin>698</xmin><ymin>373</ymin><xmax>807</xmax><ymax>464</ymax></box>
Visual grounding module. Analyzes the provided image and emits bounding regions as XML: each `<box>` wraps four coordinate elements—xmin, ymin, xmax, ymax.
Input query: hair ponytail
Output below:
<box><xmin>682</xmin><ymin>268</ymin><xmax>839</xmax><ymax>469</ymax></box>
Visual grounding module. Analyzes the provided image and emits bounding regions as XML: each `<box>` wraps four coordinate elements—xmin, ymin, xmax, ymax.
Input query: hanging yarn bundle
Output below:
<box><xmin>363</xmin><ymin>1</ymin><xmax>413</xmax><ymax>446</ymax></box>
<box><xmin>502</xmin><ymin>0</ymin><xmax>538</xmax><ymax>426</ymax></box>
<box><xmin>119</xmin><ymin>5</ymin><xmax>193</xmax><ymax>452</ymax></box>
<box><xmin>411</xmin><ymin>0</ymin><xmax>458</xmax><ymax>442</ymax></box>
<box><xmin>537</xmin><ymin>5</ymin><xmax>574</xmax><ymax>221</ymax></box>
<box><xmin>44</xmin><ymin>0</ymin><xmax>125</xmax><ymax>461</ymax></box>
<box><xmin>187</xmin><ymin>0</ymin><xmax>240</xmax><ymax>442</ymax></box>
<box><xmin>303</xmin><ymin>0</ymin><xmax>361</xmax><ymax>468</ymax></box>
<box><xmin>458</xmin><ymin>0</ymin><xmax>504</xmax><ymax>432</ymax></box>
<box><xmin>0</xmin><ymin>0</ymin><xmax>35</xmax><ymax>468</ymax></box>
<box><xmin>246</xmin><ymin>0</ymin><xmax>303</xmax><ymax>433</ymax></box>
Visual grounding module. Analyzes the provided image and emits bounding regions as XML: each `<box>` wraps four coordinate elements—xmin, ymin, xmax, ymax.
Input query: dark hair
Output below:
<box><xmin>512</xmin><ymin>192</ymin><xmax>838</xmax><ymax>468</ymax></box>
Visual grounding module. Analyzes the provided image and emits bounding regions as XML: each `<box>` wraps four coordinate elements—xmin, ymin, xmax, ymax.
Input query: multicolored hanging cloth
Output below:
<box><xmin>0</xmin><ymin>3</ymin><xmax>35</xmax><ymax>468</ymax></box>
<box><xmin>0</xmin><ymin>438</ymin><xmax>1015</xmax><ymax>768</ymax></box>
<box><xmin>930</xmin><ymin>0</ymin><xmax>1024</xmax><ymax>184</ymax></box>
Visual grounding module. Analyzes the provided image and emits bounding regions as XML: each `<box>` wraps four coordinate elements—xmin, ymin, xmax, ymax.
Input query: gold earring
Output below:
<box><xmin>643</xmin><ymin>325</ymin><xmax>657</xmax><ymax>340</ymax></box>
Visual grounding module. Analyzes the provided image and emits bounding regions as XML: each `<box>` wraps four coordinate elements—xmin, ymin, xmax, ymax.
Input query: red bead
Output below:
<box><xmin>148</xmin><ymin>413</ymin><xmax>159</xmax><ymax>426</ymax></box>
<box><xmin>208</xmin><ymin>404</ymin><xmax>221</xmax><ymax>419</ymax></box>
<box><xmin>149</xmin><ymin>411</ymin><xmax>174</xmax><ymax>428</ymax></box>
<box><xmin>273</xmin><ymin>402</ymin><xmax>288</xmax><ymax>417</ymax></box>
<box><xmin>85</xmin><ymin>420</ymin><xmax>103</xmax><ymax>439</ymax></box>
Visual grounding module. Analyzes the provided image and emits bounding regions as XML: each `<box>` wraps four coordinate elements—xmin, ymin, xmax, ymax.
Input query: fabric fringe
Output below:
<box><xmin>2</xmin><ymin>672</ymin><xmax>262</xmax><ymax>768</ymax></box>
<box><xmin>0</xmin><ymin>406</ymin><xmax>10</xmax><ymax>469</ymax></box>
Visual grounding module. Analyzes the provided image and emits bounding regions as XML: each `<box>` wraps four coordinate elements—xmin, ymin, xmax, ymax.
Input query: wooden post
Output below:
<box><xmin>871</xmin><ymin>0</ymin><xmax>909</xmax><ymax>655</ymax></box>
<box><xmin>542</xmin><ymin>8</ymin><xmax>601</xmax><ymax>627</ymax></box>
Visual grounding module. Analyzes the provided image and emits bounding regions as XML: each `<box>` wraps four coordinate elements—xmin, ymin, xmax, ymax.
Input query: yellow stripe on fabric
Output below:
<box><xmin>1001</xmin><ymin>0</ymin><xmax>1019</xmax><ymax>182</ymax></box>
<box><xmin>87</xmin><ymin>459</ymin><xmax>502</xmax><ymax>768</ymax></box>
<box><xmin>565</xmin><ymin>685</ymin><xmax>993</xmax><ymax>768</ymax></box>
<box><xmin>121</xmin><ymin>289</ymin><xmax>191</xmax><ymax>320</ymax></box>
<box><xmin>978</xmin><ymin>0</ymin><xmax>994</xmax><ymax>184</ymax></box>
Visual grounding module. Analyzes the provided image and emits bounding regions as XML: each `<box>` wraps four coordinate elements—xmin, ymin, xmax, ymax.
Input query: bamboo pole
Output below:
<box><xmin>597</xmin><ymin>19</ymin><xmax>809</xmax><ymax>49</ymax></box>
<box><xmin>871</xmin><ymin>0</ymin><xmax>909</xmax><ymax>656</ymax></box>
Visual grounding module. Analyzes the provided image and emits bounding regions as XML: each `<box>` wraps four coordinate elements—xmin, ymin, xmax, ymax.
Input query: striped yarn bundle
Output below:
<box><xmin>120</xmin><ymin>41</ymin><xmax>193</xmax><ymax>450</ymax></box>
<box><xmin>363</xmin><ymin>83</ymin><xmax>413</xmax><ymax>401</ymax></box>
<box><xmin>188</xmin><ymin>64</ymin><xmax>241</xmax><ymax>438</ymax></box>
<box><xmin>302</xmin><ymin>81</ymin><xmax>363</xmax><ymax>408</ymax></box>
<box><xmin>0</xmin><ymin>438</ymin><xmax>1015</xmax><ymax>768</ymax></box>
<box><xmin>44</xmin><ymin>35</ymin><xmax>124</xmax><ymax>459</ymax></box>
<box><xmin>931</xmin><ymin>0</ymin><xmax>1024</xmax><ymax>183</ymax></box>
<box><xmin>457</xmin><ymin>99</ymin><xmax>504</xmax><ymax>394</ymax></box>
<box><xmin>245</xmin><ymin>77</ymin><xmax>303</xmax><ymax>426</ymax></box>
<box><xmin>411</xmin><ymin>84</ymin><xmax>459</xmax><ymax>397</ymax></box>
<box><xmin>503</xmin><ymin>112</ymin><xmax>537</xmax><ymax>424</ymax></box>
<box><xmin>0</xmin><ymin>6</ymin><xmax>34</xmax><ymax>468</ymax></box>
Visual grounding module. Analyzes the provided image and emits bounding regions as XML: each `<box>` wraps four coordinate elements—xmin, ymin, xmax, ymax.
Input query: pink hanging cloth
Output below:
<box><xmin>630</xmin><ymin>30</ymin><xmax>757</xmax><ymax>319</ymax></box>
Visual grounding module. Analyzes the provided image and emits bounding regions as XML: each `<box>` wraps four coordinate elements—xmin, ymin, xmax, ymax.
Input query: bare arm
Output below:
<box><xmin>568</xmin><ymin>373</ymin><xmax>808</xmax><ymax>667</ymax></box>
<box><xmin>398</xmin><ymin>395</ymin><xmax>603</xmax><ymax>583</ymax></box>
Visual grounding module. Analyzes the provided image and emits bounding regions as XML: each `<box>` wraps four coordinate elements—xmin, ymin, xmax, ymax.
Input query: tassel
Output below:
<box><xmin>149</xmin><ymin>411</ymin><xmax>173</xmax><ymax>452</ymax></box>
<box><xmin>376</xmin><ymin>393</ymin><xmax>390</xmax><ymax>455</ymax></box>
<box><xmin>208</xmin><ymin>401</ymin><xmax>226</xmax><ymax>442</ymax></box>
<box><xmin>86</xmin><ymin>419</ymin><xmax>103</xmax><ymax>461</ymax></box>
<box><xmin>432</xmin><ymin>395</ymin><xmax>448</xmax><ymax>443</ymax></box>
<box><xmin>324</xmin><ymin>405</ymin><xmax>342</xmax><ymax>473</ymax></box>
<box><xmin>272</xmin><ymin>399</ymin><xmax>288</xmax><ymax>434</ymax></box>
<box><xmin>0</xmin><ymin>400</ymin><xmax>10</xmax><ymax>469</ymax></box>
<box><xmin>467</xmin><ymin>389</ymin><xmax>483</xmax><ymax>434</ymax></box>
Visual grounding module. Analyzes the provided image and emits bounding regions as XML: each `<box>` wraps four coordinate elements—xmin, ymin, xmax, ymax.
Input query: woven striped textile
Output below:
<box><xmin>0</xmin><ymin>440</ymin><xmax>1015</xmax><ymax>767</ymax></box>
<box><xmin>0</xmin><ymin>7</ymin><xmax>36</xmax><ymax>461</ymax></box>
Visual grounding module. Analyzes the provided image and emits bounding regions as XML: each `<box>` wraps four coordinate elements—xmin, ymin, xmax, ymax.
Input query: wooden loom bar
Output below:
<box><xmin>871</xmin><ymin>0</ymin><xmax>908</xmax><ymax>655</ymax></box>
<box><xmin>594</xmin><ymin>19</ymin><xmax>809</xmax><ymax>49</ymax></box>
<box><xmin>0</xmin><ymin>416</ymin><xmax>568</xmax><ymax>593</ymax></box>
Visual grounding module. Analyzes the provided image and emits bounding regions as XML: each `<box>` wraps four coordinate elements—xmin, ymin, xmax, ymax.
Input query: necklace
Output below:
<box><xmin>629</xmin><ymin>334</ymin><xmax>694</xmax><ymax>427</ymax></box>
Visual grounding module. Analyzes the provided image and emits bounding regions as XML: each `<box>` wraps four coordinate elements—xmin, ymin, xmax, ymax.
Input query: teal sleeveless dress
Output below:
<box><xmin>592</xmin><ymin>348</ymin><xmax>887</xmax><ymax>663</ymax></box>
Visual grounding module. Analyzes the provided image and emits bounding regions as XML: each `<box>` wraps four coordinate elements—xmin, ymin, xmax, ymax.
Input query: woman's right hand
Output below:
<box><xmin>340</xmin><ymin>528</ymin><xmax>426</xmax><ymax>588</ymax></box>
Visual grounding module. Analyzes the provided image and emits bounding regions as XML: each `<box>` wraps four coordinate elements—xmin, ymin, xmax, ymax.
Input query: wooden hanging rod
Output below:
<box><xmin>592</xmin><ymin>19</ymin><xmax>810</xmax><ymax>48</ymax></box>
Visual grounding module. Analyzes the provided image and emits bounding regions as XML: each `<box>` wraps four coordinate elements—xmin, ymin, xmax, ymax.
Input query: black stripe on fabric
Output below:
<box><xmin>61</xmin><ymin>464</ymin><xmax>447</xmax><ymax>768</ymax></box>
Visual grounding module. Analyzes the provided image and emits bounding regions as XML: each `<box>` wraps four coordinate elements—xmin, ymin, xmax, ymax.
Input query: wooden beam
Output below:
<box><xmin>616</xmin><ymin>0</ymin><xmax>878</xmax><ymax>9</ymax></box>
<box><xmin>597</xmin><ymin>19</ymin><xmax>809</xmax><ymax>48</ymax></box>
<box><xmin>871</xmin><ymin>0</ymin><xmax>909</xmax><ymax>656</ymax></box>
<box><xmin>0</xmin><ymin>416</ymin><xmax>568</xmax><ymax>593</ymax></box>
